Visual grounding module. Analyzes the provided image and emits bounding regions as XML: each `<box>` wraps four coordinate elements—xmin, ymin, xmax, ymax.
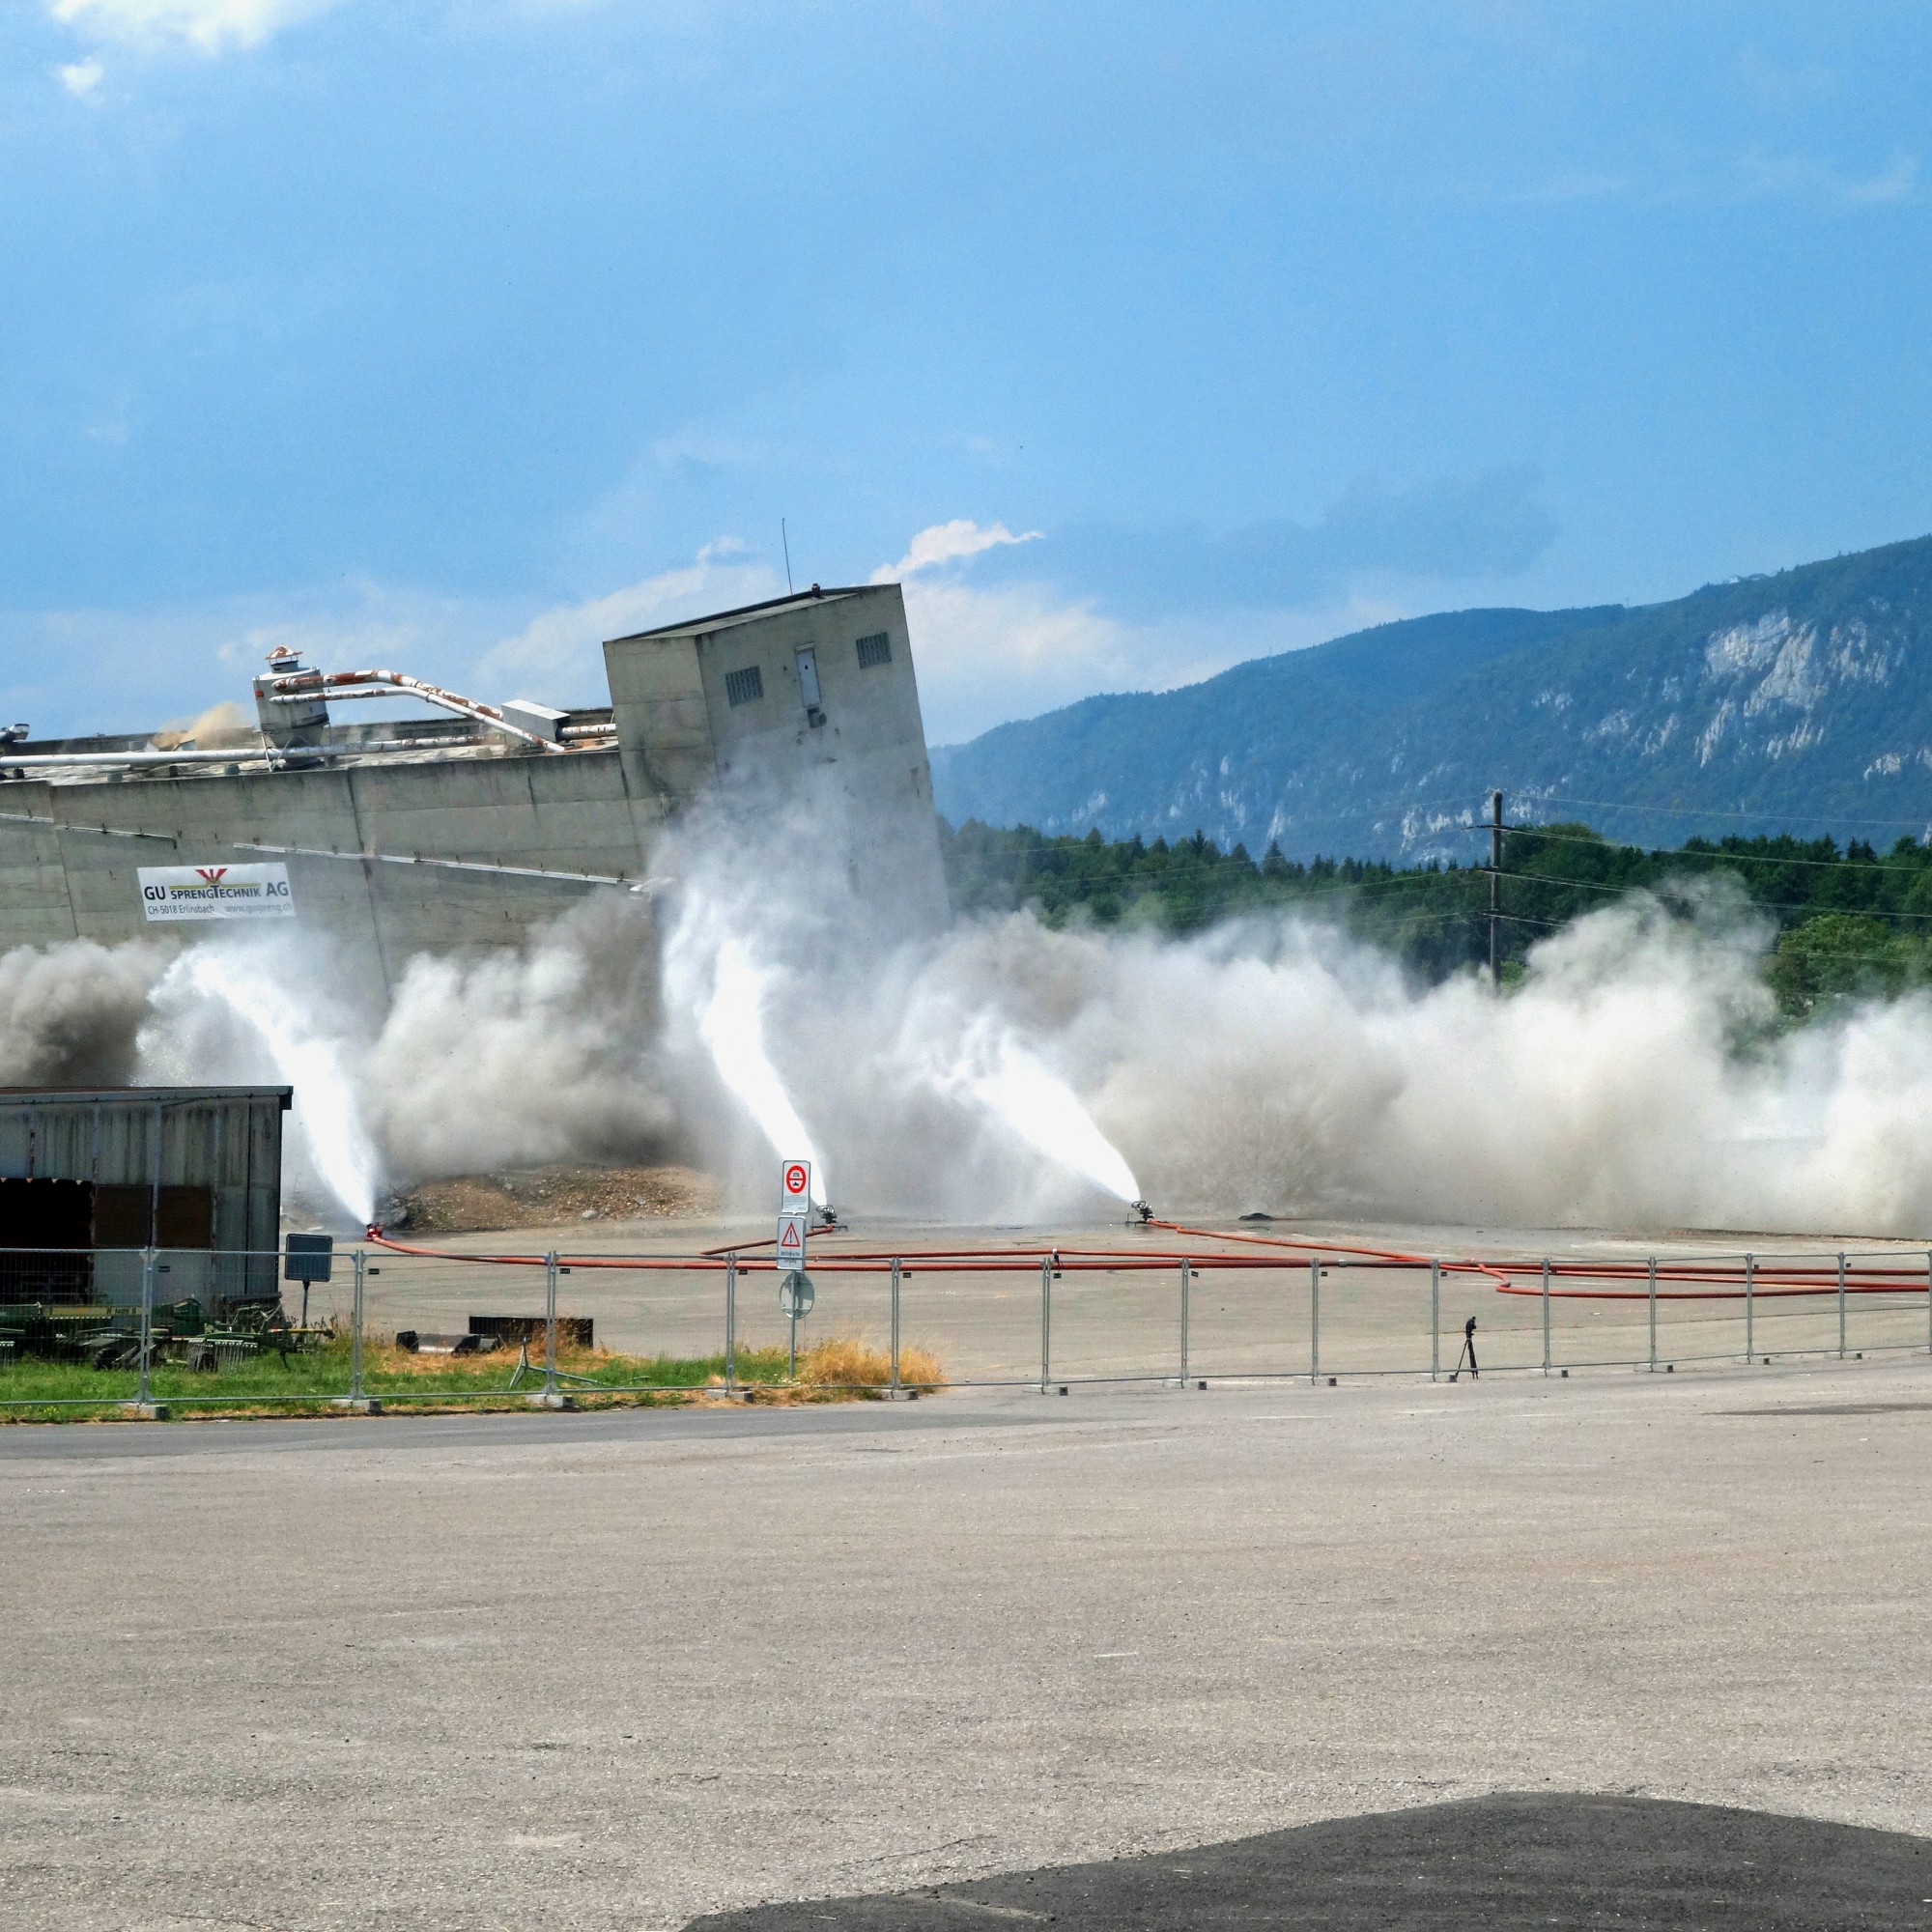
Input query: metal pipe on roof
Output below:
<box><xmin>260</xmin><ymin>668</ymin><xmax>564</xmax><ymax>749</ymax></box>
<box><xmin>0</xmin><ymin>735</ymin><xmax>493</xmax><ymax>773</ymax></box>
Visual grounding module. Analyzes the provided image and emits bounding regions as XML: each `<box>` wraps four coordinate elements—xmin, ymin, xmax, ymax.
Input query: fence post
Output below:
<box><xmin>1430</xmin><ymin>1260</ymin><xmax>1439</xmax><ymax>1381</ymax></box>
<box><xmin>349</xmin><ymin>1248</ymin><xmax>365</xmax><ymax>1405</ymax></box>
<box><xmin>1647</xmin><ymin>1257</ymin><xmax>1658</xmax><ymax>1373</ymax></box>
<box><xmin>1925</xmin><ymin>1250</ymin><xmax>1931</xmax><ymax>1355</ymax></box>
<box><xmin>1309</xmin><ymin>1256</ymin><xmax>1321</xmax><ymax>1386</ymax></box>
<box><xmin>544</xmin><ymin>1251</ymin><xmax>559</xmax><ymax>1399</ymax></box>
<box><xmin>1745</xmin><ymin>1252</ymin><xmax>1754</xmax><ymax>1362</ymax></box>
<box><xmin>890</xmin><ymin>1257</ymin><xmax>902</xmax><ymax>1398</ymax></box>
<box><xmin>724</xmin><ymin>1254</ymin><xmax>737</xmax><ymax>1394</ymax></box>
<box><xmin>1039</xmin><ymin>1255</ymin><xmax>1053</xmax><ymax>1393</ymax></box>
<box><xmin>1837</xmin><ymin>1251</ymin><xmax>1847</xmax><ymax>1360</ymax></box>
<box><xmin>1179</xmin><ymin>1258</ymin><xmax>1191</xmax><ymax>1388</ymax></box>
<box><xmin>1541</xmin><ymin>1259</ymin><xmax>1551</xmax><ymax>1376</ymax></box>
<box><xmin>135</xmin><ymin>1246</ymin><xmax>156</xmax><ymax>1413</ymax></box>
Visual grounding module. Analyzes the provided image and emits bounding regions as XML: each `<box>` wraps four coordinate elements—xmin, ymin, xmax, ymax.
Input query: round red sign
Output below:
<box><xmin>784</xmin><ymin>1163</ymin><xmax>809</xmax><ymax>1197</ymax></box>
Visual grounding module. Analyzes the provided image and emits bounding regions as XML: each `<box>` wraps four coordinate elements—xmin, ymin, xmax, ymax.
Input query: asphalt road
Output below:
<box><xmin>688</xmin><ymin>1793</ymin><xmax>1932</xmax><ymax>1930</ymax></box>
<box><xmin>3</xmin><ymin>1356</ymin><xmax>1931</xmax><ymax>1929</ymax></box>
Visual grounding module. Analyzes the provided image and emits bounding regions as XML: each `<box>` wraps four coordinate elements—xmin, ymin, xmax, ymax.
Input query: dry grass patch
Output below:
<box><xmin>720</xmin><ymin>1338</ymin><xmax>946</xmax><ymax>1403</ymax></box>
<box><xmin>801</xmin><ymin>1337</ymin><xmax>943</xmax><ymax>1391</ymax></box>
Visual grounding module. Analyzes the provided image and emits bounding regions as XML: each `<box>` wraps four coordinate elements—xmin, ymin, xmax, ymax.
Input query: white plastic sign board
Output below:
<box><xmin>781</xmin><ymin>1159</ymin><xmax>812</xmax><ymax>1207</ymax></box>
<box><xmin>139</xmin><ymin>864</ymin><xmax>295</xmax><ymax>922</ymax></box>
<box><xmin>776</xmin><ymin>1209</ymin><xmax>808</xmax><ymax>1270</ymax></box>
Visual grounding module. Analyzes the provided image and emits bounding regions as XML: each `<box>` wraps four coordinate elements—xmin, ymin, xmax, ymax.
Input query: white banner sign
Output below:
<box><xmin>138</xmin><ymin>864</ymin><xmax>295</xmax><ymax>923</ymax></box>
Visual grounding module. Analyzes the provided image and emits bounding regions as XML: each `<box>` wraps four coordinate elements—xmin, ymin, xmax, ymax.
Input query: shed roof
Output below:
<box><xmin>0</xmin><ymin>1087</ymin><xmax>293</xmax><ymax>1109</ymax></box>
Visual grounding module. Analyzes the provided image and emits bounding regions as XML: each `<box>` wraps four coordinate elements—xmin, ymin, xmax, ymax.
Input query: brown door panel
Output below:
<box><xmin>93</xmin><ymin>1184</ymin><xmax>151</xmax><ymax>1248</ymax></box>
<box><xmin>156</xmin><ymin>1185</ymin><xmax>214</xmax><ymax>1250</ymax></box>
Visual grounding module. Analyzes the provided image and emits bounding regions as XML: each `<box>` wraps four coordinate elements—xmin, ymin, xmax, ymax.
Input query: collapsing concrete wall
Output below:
<box><xmin>0</xmin><ymin>583</ymin><xmax>950</xmax><ymax>976</ymax></box>
<box><xmin>606</xmin><ymin>581</ymin><xmax>950</xmax><ymax>931</ymax></box>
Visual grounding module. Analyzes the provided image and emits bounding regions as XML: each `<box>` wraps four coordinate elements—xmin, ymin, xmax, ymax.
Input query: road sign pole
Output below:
<box><xmin>777</xmin><ymin>1161</ymin><xmax>815</xmax><ymax>1387</ymax></box>
<box><xmin>725</xmin><ymin>1253</ymin><xmax>737</xmax><ymax>1393</ymax></box>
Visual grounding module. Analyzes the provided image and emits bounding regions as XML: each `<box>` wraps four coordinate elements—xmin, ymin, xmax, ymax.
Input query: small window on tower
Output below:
<box><xmin>724</xmin><ymin>666</ymin><xmax>764</xmax><ymax>707</ymax></box>
<box><xmin>855</xmin><ymin>632</ymin><xmax>893</xmax><ymax>669</ymax></box>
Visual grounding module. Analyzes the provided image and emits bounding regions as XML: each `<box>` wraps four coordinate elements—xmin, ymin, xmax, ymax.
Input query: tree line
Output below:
<box><xmin>937</xmin><ymin>816</ymin><xmax>1932</xmax><ymax>1018</ymax></box>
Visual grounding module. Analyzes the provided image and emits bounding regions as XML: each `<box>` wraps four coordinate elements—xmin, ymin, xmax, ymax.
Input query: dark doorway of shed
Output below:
<box><xmin>0</xmin><ymin>1178</ymin><xmax>94</xmax><ymax>1302</ymax></box>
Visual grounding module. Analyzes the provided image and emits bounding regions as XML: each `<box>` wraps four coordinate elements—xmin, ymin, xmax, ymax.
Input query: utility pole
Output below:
<box><xmin>1488</xmin><ymin>788</ymin><xmax>1504</xmax><ymax>989</ymax></box>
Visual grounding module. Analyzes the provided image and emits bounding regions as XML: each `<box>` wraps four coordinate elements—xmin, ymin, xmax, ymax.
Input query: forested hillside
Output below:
<box><xmin>939</xmin><ymin>816</ymin><xmax>1932</xmax><ymax>1017</ymax></box>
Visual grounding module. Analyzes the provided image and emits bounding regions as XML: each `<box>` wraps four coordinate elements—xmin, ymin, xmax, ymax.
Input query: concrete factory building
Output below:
<box><xmin>0</xmin><ymin>582</ymin><xmax>948</xmax><ymax>980</ymax></box>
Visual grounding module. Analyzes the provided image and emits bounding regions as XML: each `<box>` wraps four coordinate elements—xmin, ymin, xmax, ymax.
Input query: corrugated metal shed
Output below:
<box><xmin>0</xmin><ymin>1087</ymin><xmax>291</xmax><ymax>1307</ymax></box>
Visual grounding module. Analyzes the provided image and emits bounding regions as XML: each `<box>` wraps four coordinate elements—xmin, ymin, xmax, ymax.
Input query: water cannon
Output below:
<box><xmin>0</xmin><ymin>724</ymin><xmax>27</xmax><ymax>746</ymax></box>
<box><xmin>1133</xmin><ymin>1199</ymin><xmax>1154</xmax><ymax>1225</ymax></box>
<box><xmin>817</xmin><ymin>1204</ymin><xmax>841</xmax><ymax>1232</ymax></box>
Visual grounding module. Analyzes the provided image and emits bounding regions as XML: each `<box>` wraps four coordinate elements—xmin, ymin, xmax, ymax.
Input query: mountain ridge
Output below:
<box><xmin>928</xmin><ymin>534</ymin><xmax>1932</xmax><ymax>861</ymax></box>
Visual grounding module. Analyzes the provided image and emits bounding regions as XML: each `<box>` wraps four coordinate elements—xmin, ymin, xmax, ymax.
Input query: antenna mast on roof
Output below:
<box><xmin>781</xmin><ymin>519</ymin><xmax>794</xmax><ymax>594</ymax></box>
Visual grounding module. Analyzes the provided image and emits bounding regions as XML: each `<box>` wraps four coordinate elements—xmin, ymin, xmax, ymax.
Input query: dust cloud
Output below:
<box><xmin>8</xmin><ymin>841</ymin><xmax>1932</xmax><ymax>1236</ymax></box>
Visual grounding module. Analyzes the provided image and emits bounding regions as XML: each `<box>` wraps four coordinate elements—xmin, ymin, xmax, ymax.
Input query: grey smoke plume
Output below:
<box><xmin>0</xmin><ymin>937</ymin><xmax>171</xmax><ymax>1086</ymax></box>
<box><xmin>360</xmin><ymin>893</ymin><xmax>675</xmax><ymax>1179</ymax></box>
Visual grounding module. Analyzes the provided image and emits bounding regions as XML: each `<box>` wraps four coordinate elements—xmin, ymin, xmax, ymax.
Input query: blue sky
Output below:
<box><xmin>5</xmin><ymin>3</ymin><xmax>1931</xmax><ymax>745</ymax></box>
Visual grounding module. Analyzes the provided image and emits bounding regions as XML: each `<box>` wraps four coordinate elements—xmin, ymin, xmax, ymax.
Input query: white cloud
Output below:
<box><xmin>48</xmin><ymin>0</ymin><xmax>338</xmax><ymax>54</ymax></box>
<box><xmin>480</xmin><ymin>543</ymin><xmax>783</xmax><ymax>696</ymax></box>
<box><xmin>904</xmin><ymin>571</ymin><xmax>1424</xmax><ymax>745</ymax></box>
<box><xmin>1843</xmin><ymin>151</ymin><xmax>1919</xmax><ymax>207</ymax></box>
<box><xmin>58</xmin><ymin>56</ymin><xmax>104</xmax><ymax>94</ymax></box>
<box><xmin>874</xmin><ymin>518</ymin><xmax>1041</xmax><ymax>582</ymax></box>
<box><xmin>866</xmin><ymin>513</ymin><xmax>1453</xmax><ymax>742</ymax></box>
<box><xmin>1736</xmin><ymin>145</ymin><xmax>1919</xmax><ymax>208</ymax></box>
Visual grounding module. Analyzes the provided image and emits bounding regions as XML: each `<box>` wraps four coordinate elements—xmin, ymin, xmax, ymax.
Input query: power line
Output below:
<box><xmin>1530</xmin><ymin>792</ymin><xmax>1932</xmax><ymax>834</ymax></box>
<box><xmin>1507</xmin><ymin>825</ymin><xmax>1918</xmax><ymax>875</ymax></box>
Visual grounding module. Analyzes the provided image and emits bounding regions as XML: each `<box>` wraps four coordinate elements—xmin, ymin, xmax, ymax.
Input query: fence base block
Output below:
<box><xmin>525</xmin><ymin>1392</ymin><xmax>576</xmax><ymax>1410</ymax></box>
<box><xmin>122</xmin><ymin>1402</ymin><xmax>168</xmax><ymax>1420</ymax></box>
<box><xmin>329</xmin><ymin>1398</ymin><xmax>383</xmax><ymax>1414</ymax></box>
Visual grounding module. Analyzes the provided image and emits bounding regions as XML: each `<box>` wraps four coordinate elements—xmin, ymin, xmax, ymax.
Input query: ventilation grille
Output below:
<box><xmin>724</xmin><ymin>666</ymin><xmax>764</xmax><ymax>707</ymax></box>
<box><xmin>855</xmin><ymin>632</ymin><xmax>893</xmax><ymax>669</ymax></box>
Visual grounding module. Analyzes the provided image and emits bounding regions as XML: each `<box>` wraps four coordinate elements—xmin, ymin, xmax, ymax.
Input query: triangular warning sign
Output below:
<box><xmin>778</xmin><ymin>1219</ymin><xmax>803</xmax><ymax>1258</ymax></box>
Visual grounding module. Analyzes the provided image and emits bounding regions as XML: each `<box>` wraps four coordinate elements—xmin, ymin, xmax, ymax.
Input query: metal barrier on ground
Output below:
<box><xmin>0</xmin><ymin>1225</ymin><xmax>1929</xmax><ymax>1414</ymax></box>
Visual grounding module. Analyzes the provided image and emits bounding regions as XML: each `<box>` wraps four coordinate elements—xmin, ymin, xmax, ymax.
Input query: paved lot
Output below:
<box><xmin>3</xmin><ymin>1348</ymin><xmax>1931</xmax><ymax>1928</ymax></box>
